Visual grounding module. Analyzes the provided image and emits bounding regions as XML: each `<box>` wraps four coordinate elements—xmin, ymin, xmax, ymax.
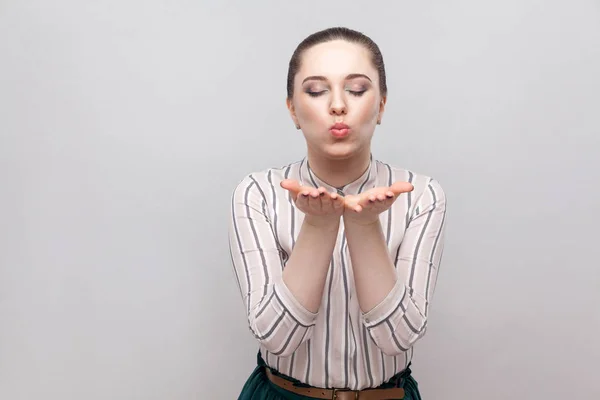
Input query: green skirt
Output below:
<box><xmin>238</xmin><ymin>351</ymin><xmax>421</xmax><ymax>400</ymax></box>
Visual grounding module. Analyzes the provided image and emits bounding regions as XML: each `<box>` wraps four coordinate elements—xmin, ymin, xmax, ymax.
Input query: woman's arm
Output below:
<box><xmin>343</xmin><ymin>219</ymin><xmax>397</xmax><ymax>312</ymax></box>
<box><xmin>344</xmin><ymin>179</ymin><xmax>447</xmax><ymax>356</ymax></box>
<box><xmin>282</xmin><ymin>216</ymin><xmax>340</xmax><ymax>313</ymax></box>
<box><xmin>229</xmin><ymin>175</ymin><xmax>342</xmax><ymax>356</ymax></box>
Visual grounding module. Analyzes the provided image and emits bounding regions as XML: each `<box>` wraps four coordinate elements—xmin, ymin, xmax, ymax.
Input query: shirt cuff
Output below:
<box><xmin>362</xmin><ymin>279</ymin><xmax>406</xmax><ymax>327</ymax></box>
<box><xmin>274</xmin><ymin>277</ymin><xmax>318</xmax><ymax>327</ymax></box>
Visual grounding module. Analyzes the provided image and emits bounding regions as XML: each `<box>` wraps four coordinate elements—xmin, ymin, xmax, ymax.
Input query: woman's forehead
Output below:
<box><xmin>297</xmin><ymin>40</ymin><xmax>376</xmax><ymax>79</ymax></box>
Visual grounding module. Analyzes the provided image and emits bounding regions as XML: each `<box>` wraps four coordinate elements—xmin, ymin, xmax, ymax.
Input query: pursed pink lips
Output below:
<box><xmin>330</xmin><ymin>122</ymin><xmax>350</xmax><ymax>138</ymax></box>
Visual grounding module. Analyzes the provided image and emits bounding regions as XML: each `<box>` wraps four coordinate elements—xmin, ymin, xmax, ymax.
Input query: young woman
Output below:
<box><xmin>229</xmin><ymin>27</ymin><xmax>447</xmax><ymax>400</ymax></box>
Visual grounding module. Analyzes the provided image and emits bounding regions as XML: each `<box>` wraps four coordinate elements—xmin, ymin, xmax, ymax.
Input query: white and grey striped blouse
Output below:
<box><xmin>228</xmin><ymin>155</ymin><xmax>447</xmax><ymax>390</ymax></box>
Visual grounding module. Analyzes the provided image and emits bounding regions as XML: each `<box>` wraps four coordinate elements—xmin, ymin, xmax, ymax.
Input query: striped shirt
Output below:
<box><xmin>228</xmin><ymin>154</ymin><xmax>447</xmax><ymax>390</ymax></box>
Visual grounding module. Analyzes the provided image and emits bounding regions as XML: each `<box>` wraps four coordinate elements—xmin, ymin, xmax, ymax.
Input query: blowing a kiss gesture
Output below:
<box><xmin>280</xmin><ymin>179</ymin><xmax>414</xmax><ymax>225</ymax></box>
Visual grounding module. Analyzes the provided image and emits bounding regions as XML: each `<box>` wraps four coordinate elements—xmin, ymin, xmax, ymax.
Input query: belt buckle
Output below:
<box><xmin>332</xmin><ymin>388</ymin><xmax>359</xmax><ymax>399</ymax></box>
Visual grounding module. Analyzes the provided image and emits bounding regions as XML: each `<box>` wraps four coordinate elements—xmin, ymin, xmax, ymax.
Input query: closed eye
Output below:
<box><xmin>306</xmin><ymin>90</ymin><xmax>366</xmax><ymax>97</ymax></box>
<box><xmin>347</xmin><ymin>90</ymin><xmax>366</xmax><ymax>96</ymax></box>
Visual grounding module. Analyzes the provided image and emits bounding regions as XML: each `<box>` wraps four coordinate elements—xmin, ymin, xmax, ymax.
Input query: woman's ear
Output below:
<box><xmin>377</xmin><ymin>95</ymin><xmax>387</xmax><ymax>125</ymax></box>
<box><xmin>286</xmin><ymin>97</ymin><xmax>301</xmax><ymax>129</ymax></box>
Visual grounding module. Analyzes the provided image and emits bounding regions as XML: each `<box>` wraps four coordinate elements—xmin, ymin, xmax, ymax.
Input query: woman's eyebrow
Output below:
<box><xmin>301</xmin><ymin>76</ymin><xmax>327</xmax><ymax>84</ymax></box>
<box><xmin>345</xmin><ymin>73</ymin><xmax>372</xmax><ymax>82</ymax></box>
<box><xmin>301</xmin><ymin>73</ymin><xmax>372</xmax><ymax>85</ymax></box>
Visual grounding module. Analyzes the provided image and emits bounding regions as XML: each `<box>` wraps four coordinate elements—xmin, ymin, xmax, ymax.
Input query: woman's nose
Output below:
<box><xmin>329</xmin><ymin>92</ymin><xmax>347</xmax><ymax>115</ymax></box>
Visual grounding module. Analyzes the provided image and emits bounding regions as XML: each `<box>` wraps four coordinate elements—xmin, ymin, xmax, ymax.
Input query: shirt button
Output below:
<box><xmin>336</xmin><ymin>188</ymin><xmax>345</xmax><ymax>196</ymax></box>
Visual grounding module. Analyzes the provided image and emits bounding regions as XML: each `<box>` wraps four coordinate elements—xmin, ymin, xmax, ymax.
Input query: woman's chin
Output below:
<box><xmin>320</xmin><ymin>142</ymin><xmax>366</xmax><ymax>160</ymax></box>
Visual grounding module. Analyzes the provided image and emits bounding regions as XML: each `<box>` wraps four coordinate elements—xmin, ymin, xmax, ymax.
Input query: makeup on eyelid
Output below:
<box><xmin>303</xmin><ymin>85</ymin><xmax>369</xmax><ymax>97</ymax></box>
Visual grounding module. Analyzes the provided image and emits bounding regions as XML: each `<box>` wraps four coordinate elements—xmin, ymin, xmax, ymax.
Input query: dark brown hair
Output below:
<box><xmin>286</xmin><ymin>27</ymin><xmax>387</xmax><ymax>99</ymax></box>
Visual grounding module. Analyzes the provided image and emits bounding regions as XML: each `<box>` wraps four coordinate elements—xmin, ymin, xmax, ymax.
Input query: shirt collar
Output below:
<box><xmin>299</xmin><ymin>154</ymin><xmax>378</xmax><ymax>196</ymax></box>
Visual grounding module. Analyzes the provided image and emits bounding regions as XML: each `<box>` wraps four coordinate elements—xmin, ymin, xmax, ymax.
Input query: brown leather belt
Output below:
<box><xmin>265</xmin><ymin>368</ymin><xmax>405</xmax><ymax>399</ymax></box>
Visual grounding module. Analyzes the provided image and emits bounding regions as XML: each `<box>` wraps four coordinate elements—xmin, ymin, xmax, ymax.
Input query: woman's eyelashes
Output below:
<box><xmin>306</xmin><ymin>90</ymin><xmax>325</xmax><ymax>97</ymax></box>
<box><xmin>304</xmin><ymin>87</ymin><xmax>368</xmax><ymax>97</ymax></box>
<box><xmin>347</xmin><ymin>89</ymin><xmax>367</xmax><ymax>96</ymax></box>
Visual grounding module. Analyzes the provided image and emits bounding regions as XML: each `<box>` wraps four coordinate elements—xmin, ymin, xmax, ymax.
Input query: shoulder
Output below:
<box><xmin>231</xmin><ymin>160</ymin><xmax>302</xmax><ymax>202</ymax></box>
<box><xmin>375</xmin><ymin>159</ymin><xmax>446</xmax><ymax>203</ymax></box>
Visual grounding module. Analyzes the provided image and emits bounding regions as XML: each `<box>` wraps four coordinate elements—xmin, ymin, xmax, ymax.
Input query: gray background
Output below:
<box><xmin>1</xmin><ymin>1</ymin><xmax>599</xmax><ymax>399</ymax></box>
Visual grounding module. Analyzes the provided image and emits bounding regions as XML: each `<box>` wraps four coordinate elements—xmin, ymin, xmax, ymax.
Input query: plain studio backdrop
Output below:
<box><xmin>1</xmin><ymin>1</ymin><xmax>599</xmax><ymax>399</ymax></box>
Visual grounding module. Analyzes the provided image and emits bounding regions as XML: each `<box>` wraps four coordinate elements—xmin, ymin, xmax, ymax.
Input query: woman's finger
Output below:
<box><xmin>308</xmin><ymin>188</ymin><xmax>322</xmax><ymax>213</ymax></box>
<box><xmin>331</xmin><ymin>192</ymin><xmax>344</xmax><ymax>210</ymax></box>
<box><xmin>358</xmin><ymin>192</ymin><xmax>377</xmax><ymax>208</ymax></box>
<box><xmin>280</xmin><ymin>179</ymin><xmax>301</xmax><ymax>196</ymax></box>
<box><xmin>294</xmin><ymin>193</ymin><xmax>308</xmax><ymax>212</ymax></box>
<box><xmin>359</xmin><ymin>195</ymin><xmax>374</xmax><ymax>212</ymax></box>
<box><xmin>390</xmin><ymin>181</ymin><xmax>414</xmax><ymax>196</ymax></box>
<box><xmin>319</xmin><ymin>188</ymin><xmax>333</xmax><ymax>212</ymax></box>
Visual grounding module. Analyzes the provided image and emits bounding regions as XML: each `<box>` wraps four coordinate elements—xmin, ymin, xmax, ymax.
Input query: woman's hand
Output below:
<box><xmin>343</xmin><ymin>181</ymin><xmax>414</xmax><ymax>225</ymax></box>
<box><xmin>280</xmin><ymin>180</ymin><xmax>345</xmax><ymax>227</ymax></box>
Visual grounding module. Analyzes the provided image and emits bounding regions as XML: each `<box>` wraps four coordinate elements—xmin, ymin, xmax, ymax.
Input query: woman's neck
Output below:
<box><xmin>306</xmin><ymin>149</ymin><xmax>371</xmax><ymax>189</ymax></box>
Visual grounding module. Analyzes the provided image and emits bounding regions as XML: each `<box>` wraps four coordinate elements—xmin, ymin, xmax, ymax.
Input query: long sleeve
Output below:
<box><xmin>362</xmin><ymin>178</ymin><xmax>447</xmax><ymax>356</ymax></box>
<box><xmin>228</xmin><ymin>175</ymin><xmax>317</xmax><ymax>357</ymax></box>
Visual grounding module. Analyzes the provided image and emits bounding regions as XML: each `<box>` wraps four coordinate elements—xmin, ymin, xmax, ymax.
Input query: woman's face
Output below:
<box><xmin>287</xmin><ymin>40</ymin><xmax>386</xmax><ymax>160</ymax></box>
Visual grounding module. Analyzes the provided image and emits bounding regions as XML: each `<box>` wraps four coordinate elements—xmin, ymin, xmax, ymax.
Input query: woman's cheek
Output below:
<box><xmin>354</xmin><ymin>100</ymin><xmax>378</xmax><ymax>124</ymax></box>
<box><xmin>300</xmin><ymin>103</ymin><xmax>324</xmax><ymax>123</ymax></box>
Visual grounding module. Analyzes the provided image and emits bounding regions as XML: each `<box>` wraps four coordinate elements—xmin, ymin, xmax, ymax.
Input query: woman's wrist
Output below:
<box><xmin>303</xmin><ymin>214</ymin><xmax>341</xmax><ymax>229</ymax></box>
<box><xmin>343</xmin><ymin>213</ymin><xmax>380</xmax><ymax>227</ymax></box>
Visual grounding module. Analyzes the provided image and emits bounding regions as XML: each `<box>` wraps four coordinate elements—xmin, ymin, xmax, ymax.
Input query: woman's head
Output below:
<box><xmin>286</xmin><ymin>27</ymin><xmax>388</xmax><ymax>160</ymax></box>
<box><xmin>287</xmin><ymin>27</ymin><xmax>387</xmax><ymax>100</ymax></box>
